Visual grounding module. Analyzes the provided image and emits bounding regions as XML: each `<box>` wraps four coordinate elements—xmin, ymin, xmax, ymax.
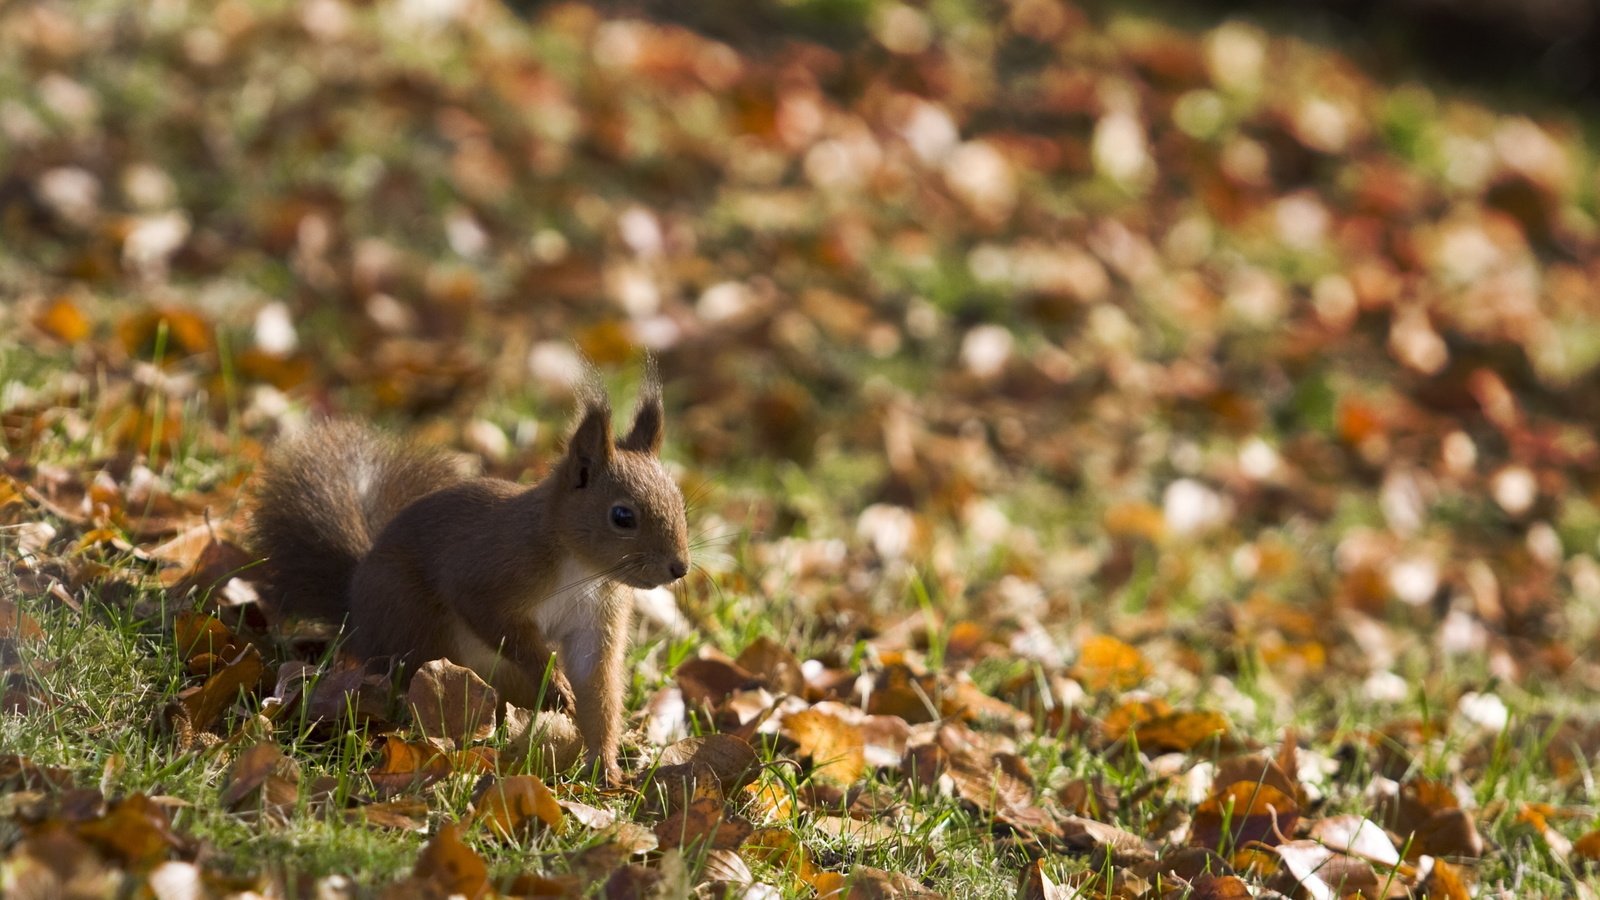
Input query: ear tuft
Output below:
<box><xmin>618</xmin><ymin>357</ymin><xmax>664</xmax><ymax>454</ymax></box>
<box><xmin>565</xmin><ymin>392</ymin><xmax>613</xmax><ymax>489</ymax></box>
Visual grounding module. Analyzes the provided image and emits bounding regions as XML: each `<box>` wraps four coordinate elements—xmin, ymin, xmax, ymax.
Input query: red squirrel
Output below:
<box><xmin>248</xmin><ymin>373</ymin><xmax>688</xmax><ymax>782</ymax></box>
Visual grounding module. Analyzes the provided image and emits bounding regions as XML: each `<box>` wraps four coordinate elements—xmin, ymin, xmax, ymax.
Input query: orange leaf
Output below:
<box><xmin>369</xmin><ymin>736</ymin><xmax>455</xmax><ymax>798</ymax></box>
<box><xmin>783</xmin><ymin>707</ymin><xmax>866</xmax><ymax>786</ymax></box>
<box><xmin>174</xmin><ymin>612</ymin><xmax>241</xmax><ymax>669</ymax></box>
<box><xmin>76</xmin><ymin>794</ymin><xmax>185</xmax><ymax>869</ymax></box>
<box><xmin>0</xmin><ymin>598</ymin><xmax>44</xmax><ymax>642</ymax></box>
<box><xmin>652</xmin><ymin>795</ymin><xmax>753</xmax><ymax>851</ymax></box>
<box><xmin>1073</xmin><ymin>635</ymin><xmax>1148</xmax><ymax>692</ymax></box>
<box><xmin>1191</xmin><ymin>781</ymin><xmax>1299</xmax><ymax>850</ymax></box>
<box><xmin>1131</xmin><ymin>710</ymin><xmax>1232</xmax><ymax>754</ymax></box>
<box><xmin>34</xmin><ymin>296</ymin><xmax>91</xmax><ymax>343</ymax></box>
<box><xmin>117</xmin><ymin>307</ymin><xmax>214</xmax><ymax>360</ymax></box>
<box><xmin>472</xmin><ymin>774</ymin><xmax>564</xmax><ymax>838</ymax></box>
<box><xmin>175</xmin><ymin>645</ymin><xmax>264</xmax><ymax>732</ymax></box>
<box><xmin>1103</xmin><ymin>501</ymin><xmax>1165</xmax><ymax>541</ymax></box>
<box><xmin>413</xmin><ymin>822</ymin><xmax>489</xmax><ymax>899</ymax></box>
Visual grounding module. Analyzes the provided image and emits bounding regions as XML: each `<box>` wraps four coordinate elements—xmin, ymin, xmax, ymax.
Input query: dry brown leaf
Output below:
<box><xmin>1418</xmin><ymin>856</ymin><xmax>1473</xmax><ymax>899</ymax></box>
<box><xmin>407</xmin><ymin>658</ymin><xmax>498</xmax><ymax>745</ymax></box>
<box><xmin>938</xmin><ymin>677</ymin><xmax>1032</xmax><ymax>732</ymax></box>
<box><xmin>220</xmin><ymin>742</ymin><xmax>299</xmax><ymax>817</ymax></box>
<box><xmin>1269</xmin><ymin>839</ymin><xmax>1381</xmax><ymax>900</ymax></box>
<box><xmin>1191</xmin><ymin>782</ymin><xmax>1299</xmax><ymax>850</ymax></box>
<box><xmin>1212</xmin><ymin>754</ymin><xmax>1300</xmax><ymax>807</ymax></box>
<box><xmin>1131</xmin><ymin>710</ymin><xmax>1234</xmax><ymax>754</ymax></box>
<box><xmin>472</xmin><ymin>774</ymin><xmax>564</xmax><ymax>839</ymax></box>
<box><xmin>1310</xmin><ymin>814</ymin><xmax>1400</xmax><ymax>867</ymax></box>
<box><xmin>866</xmin><ymin>663</ymin><xmax>938</xmax><ymax>723</ymax></box>
<box><xmin>369</xmin><ymin>736</ymin><xmax>455</xmax><ymax>799</ymax></box>
<box><xmin>828</xmin><ymin>865</ymin><xmax>942</xmax><ymax>899</ymax></box>
<box><xmin>1573</xmin><ymin>828</ymin><xmax>1600</xmax><ymax>864</ymax></box>
<box><xmin>163</xmin><ymin>536</ymin><xmax>254</xmax><ymax>600</ymax></box>
<box><xmin>75</xmin><ymin>794</ymin><xmax>187</xmax><ymax>869</ymax></box>
<box><xmin>173</xmin><ymin>611</ymin><xmax>244</xmax><ymax>675</ymax></box>
<box><xmin>675</xmin><ymin>653</ymin><xmax>762</xmax><ymax>707</ymax></box>
<box><xmin>1104</xmin><ymin>501</ymin><xmax>1166</xmax><ymax>542</ymax></box>
<box><xmin>1412</xmin><ymin>807</ymin><xmax>1484</xmax><ymax>860</ymax></box>
<box><xmin>117</xmin><ymin>307</ymin><xmax>214</xmax><ymax>360</ymax></box>
<box><xmin>1015</xmin><ymin>858</ymin><xmax>1071</xmax><ymax>900</ymax></box>
<box><xmin>345</xmin><ymin>798</ymin><xmax>429</xmax><ymax>832</ymax></box>
<box><xmin>735</xmin><ymin>634</ymin><xmax>804</xmax><ymax>695</ymax></box>
<box><xmin>784</xmin><ymin>706</ymin><xmax>867</xmax><ymax>786</ymax></box>
<box><xmin>745</xmin><ymin>826</ymin><xmax>818</xmax><ymax>883</ymax></box>
<box><xmin>306</xmin><ymin>656</ymin><xmax>397</xmax><ymax>726</ymax></box>
<box><xmin>0</xmin><ymin>754</ymin><xmax>74</xmax><ymax>791</ymax></box>
<box><xmin>654</xmin><ymin>733</ymin><xmax>760</xmax><ymax>794</ymax></box>
<box><xmin>501</xmin><ymin>704</ymin><xmax>583</xmax><ymax>774</ymax></box>
<box><xmin>811</xmin><ymin>815</ymin><xmax>904</xmax><ymax>848</ymax></box>
<box><xmin>1187</xmin><ymin>873</ymin><xmax>1253</xmax><ymax>899</ymax></box>
<box><xmin>411</xmin><ymin>821</ymin><xmax>489</xmax><ymax>899</ymax></box>
<box><xmin>0</xmin><ymin>598</ymin><xmax>45</xmax><ymax>643</ymax></box>
<box><xmin>34</xmin><ymin>296</ymin><xmax>92</xmax><ymax>343</ymax></box>
<box><xmin>701</xmin><ymin>848</ymin><xmax>755</xmax><ymax>886</ymax></box>
<box><xmin>553</xmin><ymin>798</ymin><xmax>616</xmax><ymax>831</ymax></box>
<box><xmin>172</xmin><ymin>644</ymin><xmax>264</xmax><ymax>733</ymax></box>
<box><xmin>1073</xmin><ymin>634</ymin><xmax>1149</xmax><ymax>692</ymax></box>
<box><xmin>652</xmin><ymin>795</ymin><xmax>753</xmax><ymax>851</ymax></box>
<box><xmin>1059</xmin><ymin>815</ymin><xmax>1153</xmax><ymax>862</ymax></box>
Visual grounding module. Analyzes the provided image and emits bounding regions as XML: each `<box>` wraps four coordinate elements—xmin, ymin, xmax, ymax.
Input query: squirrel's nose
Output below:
<box><xmin>668</xmin><ymin>559</ymin><xmax>687</xmax><ymax>580</ymax></box>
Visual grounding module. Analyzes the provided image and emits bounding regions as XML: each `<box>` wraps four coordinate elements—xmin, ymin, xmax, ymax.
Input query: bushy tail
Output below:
<box><xmin>247</xmin><ymin>421</ymin><xmax>465</xmax><ymax>622</ymax></box>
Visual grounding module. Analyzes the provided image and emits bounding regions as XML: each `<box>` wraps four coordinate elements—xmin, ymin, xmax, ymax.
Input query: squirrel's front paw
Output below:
<box><xmin>585</xmin><ymin>753</ymin><xmax>624</xmax><ymax>786</ymax></box>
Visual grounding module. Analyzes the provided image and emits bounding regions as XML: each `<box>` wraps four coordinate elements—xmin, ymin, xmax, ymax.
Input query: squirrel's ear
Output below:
<box><xmin>619</xmin><ymin>391</ymin><xmax>663</xmax><ymax>455</ymax></box>
<box><xmin>565</xmin><ymin>403</ymin><xmax>613</xmax><ymax>489</ymax></box>
<box><xmin>619</xmin><ymin>356</ymin><xmax>664</xmax><ymax>455</ymax></box>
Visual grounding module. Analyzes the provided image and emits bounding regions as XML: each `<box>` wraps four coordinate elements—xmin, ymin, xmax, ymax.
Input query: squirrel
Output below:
<box><xmin>247</xmin><ymin>372</ymin><xmax>689</xmax><ymax>783</ymax></box>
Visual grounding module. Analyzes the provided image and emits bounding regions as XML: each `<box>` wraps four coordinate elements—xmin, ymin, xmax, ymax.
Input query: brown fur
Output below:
<box><xmin>247</xmin><ymin>377</ymin><xmax>688</xmax><ymax>782</ymax></box>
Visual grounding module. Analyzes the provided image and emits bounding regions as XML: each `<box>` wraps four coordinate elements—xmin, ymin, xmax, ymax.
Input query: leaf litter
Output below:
<box><xmin>3</xmin><ymin>0</ymin><xmax>1600</xmax><ymax>895</ymax></box>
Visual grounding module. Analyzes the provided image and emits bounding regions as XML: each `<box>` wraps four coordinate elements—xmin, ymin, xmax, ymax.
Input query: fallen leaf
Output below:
<box><xmin>411</xmin><ymin>821</ymin><xmax>489</xmax><ymax>899</ymax></box>
<box><xmin>34</xmin><ymin>296</ymin><xmax>92</xmax><ymax>343</ymax></box>
<box><xmin>368</xmin><ymin>736</ymin><xmax>455</xmax><ymax>799</ymax></box>
<box><xmin>1059</xmin><ymin>816</ymin><xmax>1153</xmax><ymax>862</ymax></box>
<box><xmin>304</xmin><ymin>655</ymin><xmax>395</xmax><ymax>727</ymax></box>
<box><xmin>866</xmin><ymin>663</ymin><xmax>938</xmax><ymax>723</ymax></box>
<box><xmin>1191</xmin><ymin>782</ymin><xmax>1299</xmax><ymax>851</ymax></box>
<box><xmin>173</xmin><ymin>612</ymin><xmax>244</xmax><ymax>674</ymax></box>
<box><xmin>219</xmin><ymin>742</ymin><xmax>299</xmax><ymax>818</ymax></box>
<box><xmin>701</xmin><ymin>848</ymin><xmax>755</xmax><ymax>886</ymax></box>
<box><xmin>654</xmin><ymin>733</ymin><xmax>760</xmax><ymax>794</ymax></box>
<box><xmin>0</xmin><ymin>754</ymin><xmax>74</xmax><ymax>790</ymax></box>
<box><xmin>652</xmin><ymin>794</ymin><xmax>752</xmax><ymax>851</ymax></box>
<box><xmin>346</xmin><ymin>798</ymin><xmax>429</xmax><ymax>832</ymax></box>
<box><xmin>172</xmin><ymin>644</ymin><xmax>264</xmax><ymax>733</ymax></box>
<box><xmin>1188</xmin><ymin>873</ymin><xmax>1253</xmax><ymax>899</ymax></box>
<box><xmin>76</xmin><ymin>794</ymin><xmax>186</xmax><ymax>869</ymax></box>
<box><xmin>1073</xmin><ymin>634</ymin><xmax>1149</xmax><ymax>692</ymax></box>
<box><xmin>1131</xmin><ymin>710</ymin><xmax>1234</xmax><ymax>754</ymax></box>
<box><xmin>783</xmin><ymin>706</ymin><xmax>867</xmax><ymax>786</ymax></box>
<box><xmin>735</xmin><ymin>635</ymin><xmax>805</xmax><ymax>695</ymax></box>
<box><xmin>675</xmin><ymin>653</ymin><xmax>762</xmax><ymax>707</ymax></box>
<box><xmin>407</xmin><ymin>658</ymin><xmax>498</xmax><ymax>745</ymax></box>
<box><xmin>1016</xmin><ymin>858</ymin><xmax>1071</xmax><ymax>900</ymax></box>
<box><xmin>472</xmin><ymin>774</ymin><xmax>564</xmax><ymax>838</ymax></box>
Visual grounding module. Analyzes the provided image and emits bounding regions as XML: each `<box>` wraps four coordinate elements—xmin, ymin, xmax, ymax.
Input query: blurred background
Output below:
<box><xmin>4</xmin><ymin>0</ymin><xmax>1600</xmax><ymax>691</ymax></box>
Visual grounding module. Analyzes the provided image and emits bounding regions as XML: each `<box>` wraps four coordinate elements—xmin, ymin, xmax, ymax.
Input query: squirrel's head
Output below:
<box><xmin>554</xmin><ymin>369</ymin><xmax>689</xmax><ymax>589</ymax></box>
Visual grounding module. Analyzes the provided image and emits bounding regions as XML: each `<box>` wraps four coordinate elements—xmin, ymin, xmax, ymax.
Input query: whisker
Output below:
<box><xmin>680</xmin><ymin>480</ymin><xmax>716</xmax><ymax>514</ymax></box>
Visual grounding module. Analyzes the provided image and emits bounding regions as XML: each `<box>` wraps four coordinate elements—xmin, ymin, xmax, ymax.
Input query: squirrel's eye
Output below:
<box><xmin>610</xmin><ymin>505</ymin><xmax>637</xmax><ymax>529</ymax></box>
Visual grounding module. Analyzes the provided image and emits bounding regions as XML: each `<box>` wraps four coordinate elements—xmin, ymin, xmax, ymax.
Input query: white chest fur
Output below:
<box><xmin>533</xmin><ymin>558</ymin><xmax>609</xmax><ymax>684</ymax></box>
<box><xmin>447</xmin><ymin>558</ymin><xmax>613</xmax><ymax>688</ymax></box>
